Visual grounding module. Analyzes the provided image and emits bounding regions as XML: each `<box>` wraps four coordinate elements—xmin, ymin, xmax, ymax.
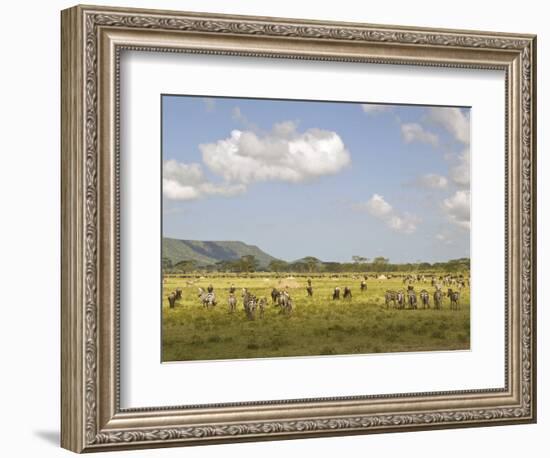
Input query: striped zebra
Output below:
<box><xmin>198</xmin><ymin>287</ymin><xmax>216</xmax><ymax>308</ymax></box>
<box><xmin>407</xmin><ymin>290</ymin><xmax>417</xmax><ymax>309</ymax></box>
<box><xmin>385</xmin><ymin>290</ymin><xmax>396</xmax><ymax>308</ymax></box>
<box><xmin>447</xmin><ymin>289</ymin><xmax>460</xmax><ymax>311</ymax></box>
<box><xmin>228</xmin><ymin>293</ymin><xmax>237</xmax><ymax>313</ymax></box>
<box><xmin>419</xmin><ymin>290</ymin><xmax>430</xmax><ymax>309</ymax></box>
<box><xmin>278</xmin><ymin>291</ymin><xmax>293</xmax><ymax>314</ymax></box>
<box><xmin>433</xmin><ymin>289</ymin><xmax>443</xmax><ymax>310</ymax></box>
<box><xmin>396</xmin><ymin>290</ymin><xmax>405</xmax><ymax>309</ymax></box>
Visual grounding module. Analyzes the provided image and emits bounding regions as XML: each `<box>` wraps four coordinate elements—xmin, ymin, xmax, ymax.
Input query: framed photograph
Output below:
<box><xmin>61</xmin><ymin>4</ymin><xmax>537</xmax><ymax>453</ymax></box>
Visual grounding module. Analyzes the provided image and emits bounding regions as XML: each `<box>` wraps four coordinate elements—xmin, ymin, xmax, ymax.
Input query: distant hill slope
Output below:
<box><xmin>162</xmin><ymin>238</ymin><xmax>279</xmax><ymax>268</ymax></box>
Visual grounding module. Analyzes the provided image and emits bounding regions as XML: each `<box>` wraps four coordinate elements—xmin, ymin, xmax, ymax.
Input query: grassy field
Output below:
<box><xmin>162</xmin><ymin>273</ymin><xmax>470</xmax><ymax>362</ymax></box>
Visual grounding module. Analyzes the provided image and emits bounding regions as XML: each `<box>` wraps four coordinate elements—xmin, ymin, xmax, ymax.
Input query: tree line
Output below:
<box><xmin>163</xmin><ymin>255</ymin><xmax>470</xmax><ymax>274</ymax></box>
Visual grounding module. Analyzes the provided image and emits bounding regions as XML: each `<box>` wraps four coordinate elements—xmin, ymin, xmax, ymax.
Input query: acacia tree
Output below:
<box><xmin>174</xmin><ymin>259</ymin><xmax>197</xmax><ymax>273</ymax></box>
<box><xmin>239</xmin><ymin>255</ymin><xmax>259</xmax><ymax>273</ymax></box>
<box><xmin>268</xmin><ymin>259</ymin><xmax>288</xmax><ymax>273</ymax></box>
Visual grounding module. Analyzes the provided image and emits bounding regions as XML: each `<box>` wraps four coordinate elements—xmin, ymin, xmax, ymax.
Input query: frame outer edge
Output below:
<box><xmin>61</xmin><ymin>5</ymin><xmax>86</xmax><ymax>453</ymax></box>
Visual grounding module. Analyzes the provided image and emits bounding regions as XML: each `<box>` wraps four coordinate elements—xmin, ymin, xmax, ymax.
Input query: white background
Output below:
<box><xmin>0</xmin><ymin>0</ymin><xmax>546</xmax><ymax>457</ymax></box>
<box><xmin>121</xmin><ymin>53</ymin><xmax>504</xmax><ymax>407</ymax></box>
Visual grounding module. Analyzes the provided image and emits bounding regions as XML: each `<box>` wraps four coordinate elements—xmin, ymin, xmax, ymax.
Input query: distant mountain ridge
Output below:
<box><xmin>162</xmin><ymin>238</ymin><xmax>279</xmax><ymax>268</ymax></box>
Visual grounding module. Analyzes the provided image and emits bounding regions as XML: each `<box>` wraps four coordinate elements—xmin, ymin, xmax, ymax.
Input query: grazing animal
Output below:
<box><xmin>407</xmin><ymin>290</ymin><xmax>417</xmax><ymax>309</ymax></box>
<box><xmin>447</xmin><ymin>289</ymin><xmax>460</xmax><ymax>311</ymax></box>
<box><xmin>244</xmin><ymin>295</ymin><xmax>257</xmax><ymax>320</ymax></box>
<box><xmin>333</xmin><ymin>287</ymin><xmax>341</xmax><ymax>300</ymax></box>
<box><xmin>396</xmin><ymin>290</ymin><xmax>405</xmax><ymax>309</ymax></box>
<box><xmin>420</xmin><ymin>290</ymin><xmax>430</xmax><ymax>309</ymax></box>
<box><xmin>306</xmin><ymin>285</ymin><xmax>313</xmax><ymax>297</ymax></box>
<box><xmin>229</xmin><ymin>284</ymin><xmax>236</xmax><ymax>294</ymax></box>
<box><xmin>175</xmin><ymin>288</ymin><xmax>182</xmax><ymax>300</ymax></box>
<box><xmin>168</xmin><ymin>292</ymin><xmax>177</xmax><ymax>308</ymax></box>
<box><xmin>360</xmin><ymin>280</ymin><xmax>367</xmax><ymax>292</ymax></box>
<box><xmin>258</xmin><ymin>297</ymin><xmax>267</xmax><ymax>318</ymax></box>
<box><xmin>385</xmin><ymin>290</ymin><xmax>396</xmax><ymax>308</ymax></box>
<box><xmin>271</xmin><ymin>288</ymin><xmax>280</xmax><ymax>304</ymax></box>
<box><xmin>198</xmin><ymin>287</ymin><xmax>216</xmax><ymax>308</ymax></box>
<box><xmin>228</xmin><ymin>293</ymin><xmax>237</xmax><ymax>313</ymax></box>
<box><xmin>207</xmin><ymin>284</ymin><xmax>214</xmax><ymax>293</ymax></box>
<box><xmin>407</xmin><ymin>285</ymin><xmax>414</xmax><ymax>292</ymax></box>
<box><xmin>278</xmin><ymin>291</ymin><xmax>293</xmax><ymax>314</ymax></box>
<box><xmin>343</xmin><ymin>287</ymin><xmax>352</xmax><ymax>300</ymax></box>
<box><xmin>433</xmin><ymin>289</ymin><xmax>443</xmax><ymax>310</ymax></box>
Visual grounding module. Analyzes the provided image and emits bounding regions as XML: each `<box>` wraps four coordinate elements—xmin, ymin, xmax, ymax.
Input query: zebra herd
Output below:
<box><xmin>166</xmin><ymin>275</ymin><xmax>465</xmax><ymax>316</ymax></box>
<box><xmin>384</xmin><ymin>286</ymin><xmax>460</xmax><ymax>311</ymax></box>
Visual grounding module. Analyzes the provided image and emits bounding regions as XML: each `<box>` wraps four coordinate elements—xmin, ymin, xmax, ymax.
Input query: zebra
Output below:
<box><xmin>343</xmin><ymin>287</ymin><xmax>352</xmax><ymax>300</ymax></box>
<box><xmin>396</xmin><ymin>290</ymin><xmax>405</xmax><ymax>309</ymax></box>
<box><xmin>244</xmin><ymin>295</ymin><xmax>257</xmax><ymax>320</ymax></box>
<box><xmin>306</xmin><ymin>285</ymin><xmax>313</xmax><ymax>297</ymax></box>
<box><xmin>167</xmin><ymin>291</ymin><xmax>177</xmax><ymax>309</ymax></box>
<box><xmin>407</xmin><ymin>290</ymin><xmax>417</xmax><ymax>309</ymax></box>
<box><xmin>198</xmin><ymin>287</ymin><xmax>216</xmax><ymax>308</ymax></box>
<box><xmin>385</xmin><ymin>290</ymin><xmax>396</xmax><ymax>308</ymax></box>
<box><xmin>448</xmin><ymin>289</ymin><xmax>460</xmax><ymax>311</ymax></box>
<box><xmin>228</xmin><ymin>293</ymin><xmax>237</xmax><ymax>313</ymax></box>
<box><xmin>333</xmin><ymin>287</ymin><xmax>341</xmax><ymax>300</ymax></box>
<box><xmin>278</xmin><ymin>291</ymin><xmax>293</xmax><ymax>314</ymax></box>
<box><xmin>258</xmin><ymin>297</ymin><xmax>267</xmax><ymax>319</ymax></box>
<box><xmin>175</xmin><ymin>288</ymin><xmax>182</xmax><ymax>300</ymax></box>
<box><xmin>271</xmin><ymin>288</ymin><xmax>280</xmax><ymax>304</ymax></box>
<box><xmin>360</xmin><ymin>280</ymin><xmax>367</xmax><ymax>292</ymax></box>
<box><xmin>419</xmin><ymin>290</ymin><xmax>430</xmax><ymax>309</ymax></box>
<box><xmin>433</xmin><ymin>289</ymin><xmax>443</xmax><ymax>310</ymax></box>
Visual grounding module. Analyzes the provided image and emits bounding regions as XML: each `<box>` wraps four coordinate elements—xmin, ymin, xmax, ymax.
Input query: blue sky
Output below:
<box><xmin>162</xmin><ymin>95</ymin><xmax>470</xmax><ymax>263</ymax></box>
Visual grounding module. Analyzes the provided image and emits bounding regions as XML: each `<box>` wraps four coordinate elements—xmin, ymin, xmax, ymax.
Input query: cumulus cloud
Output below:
<box><xmin>355</xmin><ymin>193</ymin><xmax>420</xmax><ymax>234</ymax></box>
<box><xmin>400</xmin><ymin>123</ymin><xmax>439</xmax><ymax>147</ymax></box>
<box><xmin>163</xmin><ymin>160</ymin><xmax>246</xmax><ymax>201</ymax></box>
<box><xmin>416</xmin><ymin>173</ymin><xmax>448</xmax><ymax>189</ymax></box>
<box><xmin>442</xmin><ymin>190</ymin><xmax>470</xmax><ymax>230</ymax></box>
<box><xmin>361</xmin><ymin>104</ymin><xmax>391</xmax><ymax>114</ymax></box>
<box><xmin>449</xmin><ymin>149</ymin><xmax>470</xmax><ymax>188</ymax></box>
<box><xmin>427</xmin><ymin>107</ymin><xmax>470</xmax><ymax>144</ymax></box>
<box><xmin>200</xmin><ymin>122</ymin><xmax>351</xmax><ymax>184</ymax></box>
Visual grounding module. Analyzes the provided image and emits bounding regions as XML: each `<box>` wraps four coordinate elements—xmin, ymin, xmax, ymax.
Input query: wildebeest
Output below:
<box><xmin>333</xmin><ymin>287</ymin><xmax>341</xmax><ymax>300</ymax></box>
<box><xmin>168</xmin><ymin>292</ymin><xmax>177</xmax><ymax>308</ymax></box>
<box><xmin>306</xmin><ymin>285</ymin><xmax>313</xmax><ymax>297</ymax></box>
<box><xmin>433</xmin><ymin>289</ymin><xmax>443</xmax><ymax>310</ymax></box>
<box><xmin>385</xmin><ymin>290</ymin><xmax>396</xmax><ymax>308</ymax></box>
<box><xmin>175</xmin><ymin>288</ymin><xmax>182</xmax><ymax>300</ymax></box>
<box><xmin>198</xmin><ymin>287</ymin><xmax>216</xmax><ymax>308</ymax></box>
<box><xmin>407</xmin><ymin>290</ymin><xmax>417</xmax><ymax>309</ymax></box>
<box><xmin>207</xmin><ymin>284</ymin><xmax>214</xmax><ymax>293</ymax></box>
<box><xmin>228</xmin><ymin>293</ymin><xmax>237</xmax><ymax>313</ymax></box>
<box><xmin>343</xmin><ymin>287</ymin><xmax>352</xmax><ymax>300</ymax></box>
<box><xmin>419</xmin><ymin>290</ymin><xmax>430</xmax><ymax>309</ymax></box>
<box><xmin>396</xmin><ymin>290</ymin><xmax>405</xmax><ymax>309</ymax></box>
<box><xmin>447</xmin><ymin>289</ymin><xmax>460</xmax><ymax>311</ymax></box>
<box><xmin>360</xmin><ymin>280</ymin><xmax>367</xmax><ymax>292</ymax></box>
<box><xmin>271</xmin><ymin>288</ymin><xmax>280</xmax><ymax>304</ymax></box>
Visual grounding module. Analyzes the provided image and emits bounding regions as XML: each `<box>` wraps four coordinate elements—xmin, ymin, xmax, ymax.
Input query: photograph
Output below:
<box><xmin>161</xmin><ymin>95</ymin><xmax>471</xmax><ymax>362</ymax></box>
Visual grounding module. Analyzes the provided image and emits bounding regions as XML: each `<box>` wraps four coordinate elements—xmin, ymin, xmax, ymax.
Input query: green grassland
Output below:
<box><xmin>162</xmin><ymin>273</ymin><xmax>470</xmax><ymax>362</ymax></box>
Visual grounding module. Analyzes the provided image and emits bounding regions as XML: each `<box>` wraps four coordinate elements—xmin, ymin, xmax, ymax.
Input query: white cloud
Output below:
<box><xmin>427</xmin><ymin>107</ymin><xmax>470</xmax><ymax>144</ymax></box>
<box><xmin>163</xmin><ymin>160</ymin><xmax>246</xmax><ymax>201</ymax></box>
<box><xmin>442</xmin><ymin>190</ymin><xmax>470</xmax><ymax>230</ymax></box>
<box><xmin>449</xmin><ymin>149</ymin><xmax>470</xmax><ymax>188</ymax></box>
<box><xmin>356</xmin><ymin>193</ymin><xmax>420</xmax><ymax>234</ymax></box>
<box><xmin>400</xmin><ymin>123</ymin><xmax>439</xmax><ymax>147</ymax></box>
<box><xmin>417</xmin><ymin>173</ymin><xmax>448</xmax><ymax>189</ymax></box>
<box><xmin>200</xmin><ymin>122</ymin><xmax>351</xmax><ymax>184</ymax></box>
<box><xmin>435</xmin><ymin>233</ymin><xmax>454</xmax><ymax>245</ymax></box>
<box><xmin>361</xmin><ymin>104</ymin><xmax>391</xmax><ymax>114</ymax></box>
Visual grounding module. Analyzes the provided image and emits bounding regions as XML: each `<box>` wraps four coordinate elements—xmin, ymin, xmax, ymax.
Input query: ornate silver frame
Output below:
<box><xmin>61</xmin><ymin>4</ymin><xmax>537</xmax><ymax>453</ymax></box>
